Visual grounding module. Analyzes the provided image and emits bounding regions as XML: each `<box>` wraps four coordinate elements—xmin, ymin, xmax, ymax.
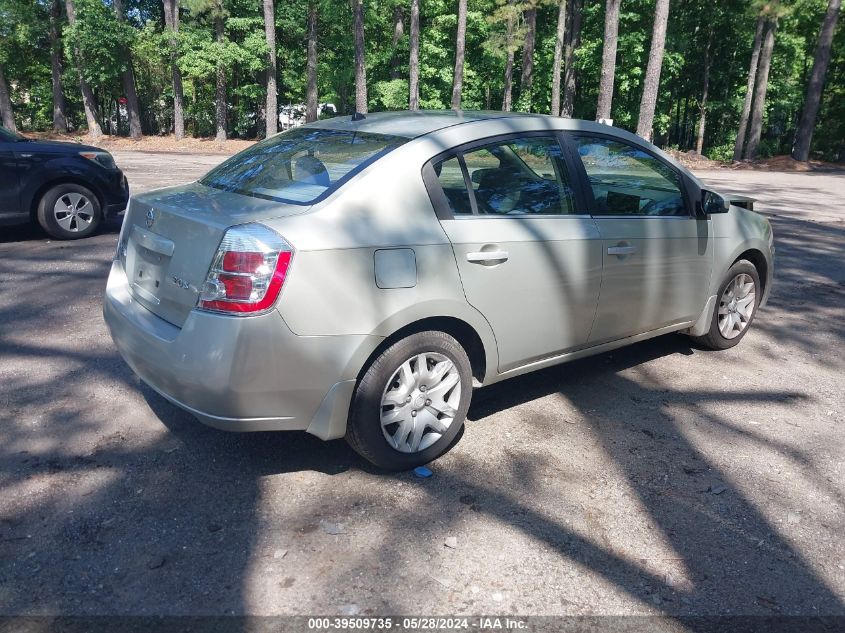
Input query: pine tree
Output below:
<box><xmin>636</xmin><ymin>0</ymin><xmax>670</xmax><ymax>141</ymax></box>
<box><xmin>733</xmin><ymin>16</ymin><xmax>765</xmax><ymax>161</ymax></box>
<box><xmin>49</xmin><ymin>0</ymin><xmax>68</xmax><ymax>132</ymax></box>
<box><xmin>451</xmin><ymin>0</ymin><xmax>468</xmax><ymax>109</ymax></box>
<box><xmin>353</xmin><ymin>0</ymin><xmax>367</xmax><ymax>113</ymax></box>
<box><xmin>409</xmin><ymin>0</ymin><xmax>420</xmax><ymax>109</ymax></box>
<box><xmin>263</xmin><ymin>0</ymin><xmax>278</xmax><ymax>136</ymax></box>
<box><xmin>550</xmin><ymin>0</ymin><xmax>567</xmax><ymax>116</ymax></box>
<box><xmin>64</xmin><ymin>0</ymin><xmax>102</xmax><ymax>138</ymax></box>
<box><xmin>744</xmin><ymin>17</ymin><xmax>777</xmax><ymax>159</ymax></box>
<box><xmin>596</xmin><ymin>0</ymin><xmax>621</xmax><ymax>121</ymax></box>
<box><xmin>792</xmin><ymin>0</ymin><xmax>841</xmax><ymax>161</ymax></box>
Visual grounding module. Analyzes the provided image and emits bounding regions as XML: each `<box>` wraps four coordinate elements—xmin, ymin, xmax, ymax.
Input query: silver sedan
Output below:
<box><xmin>104</xmin><ymin>111</ymin><xmax>774</xmax><ymax>470</ymax></box>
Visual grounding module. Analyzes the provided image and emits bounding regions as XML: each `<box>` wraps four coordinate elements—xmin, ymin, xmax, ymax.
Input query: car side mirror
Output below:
<box><xmin>701</xmin><ymin>189</ymin><xmax>730</xmax><ymax>214</ymax></box>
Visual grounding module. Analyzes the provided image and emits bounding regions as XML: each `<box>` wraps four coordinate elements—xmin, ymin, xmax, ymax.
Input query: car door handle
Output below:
<box><xmin>466</xmin><ymin>250</ymin><xmax>509</xmax><ymax>264</ymax></box>
<box><xmin>607</xmin><ymin>245</ymin><xmax>636</xmax><ymax>256</ymax></box>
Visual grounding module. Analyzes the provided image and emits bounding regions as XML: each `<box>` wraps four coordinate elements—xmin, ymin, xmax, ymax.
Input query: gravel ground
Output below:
<box><xmin>0</xmin><ymin>153</ymin><xmax>843</xmax><ymax>620</ymax></box>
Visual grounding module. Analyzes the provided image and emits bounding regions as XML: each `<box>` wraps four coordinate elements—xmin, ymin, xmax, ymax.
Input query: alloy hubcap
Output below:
<box><xmin>380</xmin><ymin>352</ymin><xmax>462</xmax><ymax>453</ymax></box>
<box><xmin>718</xmin><ymin>273</ymin><xmax>756</xmax><ymax>339</ymax></box>
<box><xmin>53</xmin><ymin>193</ymin><xmax>94</xmax><ymax>232</ymax></box>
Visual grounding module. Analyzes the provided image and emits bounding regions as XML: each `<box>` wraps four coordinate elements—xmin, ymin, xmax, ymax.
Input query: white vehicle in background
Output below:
<box><xmin>319</xmin><ymin>103</ymin><xmax>338</xmax><ymax>117</ymax></box>
<box><xmin>278</xmin><ymin>103</ymin><xmax>337</xmax><ymax>130</ymax></box>
<box><xmin>279</xmin><ymin>105</ymin><xmax>305</xmax><ymax>130</ymax></box>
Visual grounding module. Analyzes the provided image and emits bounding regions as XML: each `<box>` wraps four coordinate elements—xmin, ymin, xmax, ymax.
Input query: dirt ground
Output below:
<box><xmin>26</xmin><ymin>131</ymin><xmax>255</xmax><ymax>155</ymax></box>
<box><xmin>0</xmin><ymin>153</ymin><xmax>843</xmax><ymax>623</ymax></box>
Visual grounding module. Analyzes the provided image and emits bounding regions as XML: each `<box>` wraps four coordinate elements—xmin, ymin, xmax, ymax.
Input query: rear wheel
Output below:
<box><xmin>36</xmin><ymin>184</ymin><xmax>102</xmax><ymax>240</ymax></box>
<box><xmin>693</xmin><ymin>260</ymin><xmax>760</xmax><ymax>350</ymax></box>
<box><xmin>346</xmin><ymin>331</ymin><xmax>472</xmax><ymax>470</ymax></box>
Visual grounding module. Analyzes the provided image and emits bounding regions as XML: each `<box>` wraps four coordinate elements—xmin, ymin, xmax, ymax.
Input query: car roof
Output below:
<box><xmin>305</xmin><ymin>110</ymin><xmax>549</xmax><ymax>139</ymax></box>
<box><xmin>299</xmin><ymin>110</ymin><xmax>700</xmax><ymax>188</ymax></box>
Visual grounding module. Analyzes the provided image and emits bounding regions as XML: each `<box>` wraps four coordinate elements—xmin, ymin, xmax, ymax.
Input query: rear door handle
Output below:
<box><xmin>607</xmin><ymin>245</ymin><xmax>636</xmax><ymax>256</ymax></box>
<box><xmin>466</xmin><ymin>250</ymin><xmax>509</xmax><ymax>264</ymax></box>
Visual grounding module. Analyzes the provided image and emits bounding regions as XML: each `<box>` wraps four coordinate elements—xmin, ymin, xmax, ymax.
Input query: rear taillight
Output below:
<box><xmin>198</xmin><ymin>224</ymin><xmax>293</xmax><ymax>314</ymax></box>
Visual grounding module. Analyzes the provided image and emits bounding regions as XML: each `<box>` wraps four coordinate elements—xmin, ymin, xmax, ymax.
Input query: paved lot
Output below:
<box><xmin>0</xmin><ymin>152</ymin><xmax>843</xmax><ymax>619</ymax></box>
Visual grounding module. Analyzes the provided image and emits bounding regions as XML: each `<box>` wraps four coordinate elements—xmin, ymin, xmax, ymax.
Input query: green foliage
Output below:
<box><xmin>0</xmin><ymin>0</ymin><xmax>839</xmax><ymax>159</ymax></box>
<box><xmin>705</xmin><ymin>143</ymin><xmax>735</xmax><ymax>162</ymax></box>
<box><xmin>0</xmin><ymin>0</ymin><xmax>51</xmax><ymax>128</ymax></box>
<box><xmin>373</xmin><ymin>78</ymin><xmax>410</xmax><ymax>109</ymax></box>
<box><xmin>64</xmin><ymin>0</ymin><xmax>135</xmax><ymax>88</ymax></box>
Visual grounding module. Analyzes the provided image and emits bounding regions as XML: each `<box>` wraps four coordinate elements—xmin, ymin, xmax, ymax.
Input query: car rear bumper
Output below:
<box><xmin>103</xmin><ymin>260</ymin><xmax>380</xmax><ymax>438</ymax></box>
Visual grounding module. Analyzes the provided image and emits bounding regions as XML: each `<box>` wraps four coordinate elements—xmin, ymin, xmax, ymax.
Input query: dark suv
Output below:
<box><xmin>0</xmin><ymin>127</ymin><xmax>129</xmax><ymax>239</ymax></box>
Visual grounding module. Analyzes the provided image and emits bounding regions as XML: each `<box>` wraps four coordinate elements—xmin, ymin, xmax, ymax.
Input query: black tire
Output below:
<box><xmin>346</xmin><ymin>330</ymin><xmax>473</xmax><ymax>471</ymax></box>
<box><xmin>692</xmin><ymin>259</ymin><xmax>761</xmax><ymax>350</ymax></box>
<box><xmin>36</xmin><ymin>183</ymin><xmax>102</xmax><ymax>240</ymax></box>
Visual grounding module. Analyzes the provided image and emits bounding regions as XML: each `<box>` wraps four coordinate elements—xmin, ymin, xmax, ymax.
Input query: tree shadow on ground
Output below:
<box><xmin>1</xmin><ymin>167</ymin><xmax>843</xmax><ymax>621</ymax></box>
<box><xmin>0</xmin><ymin>215</ymin><xmax>122</xmax><ymax>245</ymax></box>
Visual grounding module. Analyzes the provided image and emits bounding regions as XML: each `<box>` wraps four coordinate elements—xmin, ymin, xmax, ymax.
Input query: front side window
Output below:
<box><xmin>574</xmin><ymin>136</ymin><xmax>687</xmax><ymax>217</ymax></box>
<box><xmin>433</xmin><ymin>136</ymin><xmax>577</xmax><ymax>217</ymax></box>
<box><xmin>202</xmin><ymin>128</ymin><xmax>407</xmax><ymax>204</ymax></box>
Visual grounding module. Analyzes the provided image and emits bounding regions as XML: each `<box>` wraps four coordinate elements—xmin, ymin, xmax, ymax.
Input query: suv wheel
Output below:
<box><xmin>36</xmin><ymin>184</ymin><xmax>102</xmax><ymax>240</ymax></box>
<box><xmin>346</xmin><ymin>331</ymin><xmax>473</xmax><ymax>470</ymax></box>
<box><xmin>693</xmin><ymin>259</ymin><xmax>761</xmax><ymax>350</ymax></box>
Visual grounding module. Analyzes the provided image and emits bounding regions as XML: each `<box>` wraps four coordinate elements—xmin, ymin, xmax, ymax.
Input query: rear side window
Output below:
<box><xmin>434</xmin><ymin>156</ymin><xmax>473</xmax><ymax>215</ymax></box>
<box><xmin>432</xmin><ymin>136</ymin><xmax>577</xmax><ymax>217</ymax></box>
<box><xmin>573</xmin><ymin>136</ymin><xmax>687</xmax><ymax>216</ymax></box>
<box><xmin>202</xmin><ymin>128</ymin><xmax>407</xmax><ymax>204</ymax></box>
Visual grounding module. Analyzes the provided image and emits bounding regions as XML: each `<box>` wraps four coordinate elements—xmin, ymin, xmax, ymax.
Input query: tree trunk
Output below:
<box><xmin>390</xmin><ymin>5</ymin><xmax>404</xmax><ymax>79</ymax></box>
<box><xmin>636</xmin><ymin>0</ymin><xmax>670</xmax><ymax>141</ymax></box>
<box><xmin>561</xmin><ymin>0</ymin><xmax>582</xmax><ymax>117</ymax></box>
<box><xmin>113</xmin><ymin>0</ymin><xmax>142</xmax><ymax>138</ymax></box>
<box><xmin>163</xmin><ymin>0</ymin><xmax>185</xmax><ymax>140</ymax></box>
<box><xmin>65</xmin><ymin>0</ymin><xmax>102</xmax><ymax>138</ymax></box>
<box><xmin>215</xmin><ymin>14</ymin><xmax>227</xmax><ymax>141</ymax></box>
<box><xmin>50</xmin><ymin>0</ymin><xmax>68</xmax><ymax>132</ymax></box>
<box><xmin>550</xmin><ymin>0</ymin><xmax>567</xmax><ymax>116</ymax></box>
<box><xmin>409</xmin><ymin>0</ymin><xmax>420</xmax><ymax>109</ymax></box>
<box><xmin>670</xmin><ymin>79</ymin><xmax>680</xmax><ymax>144</ymax></box>
<box><xmin>450</xmin><ymin>0</ymin><xmax>468</xmax><ymax>109</ymax></box>
<box><xmin>263</xmin><ymin>0</ymin><xmax>278</xmax><ymax>136</ymax></box>
<box><xmin>733</xmin><ymin>16</ymin><xmax>765</xmax><ymax>161</ymax></box>
<box><xmin>0</xmin><ymin>65</ymin><xmax>15</xmax><ymax>132</ymax></box>
<box><xmin>745</xmin><ymin>18</ymin><xmax>777</xmax><ymax>159</ymax></box>
<box><xmin>792</xmin><ymin>0</ymin><xmax>841</xmax><ymax>161</ymax></box>
<box><xmin>596</xmin><ymin>0</ymin><xmax>621</xmax><ymax>121</ymax></box>
<box><xmin>353</xmin><ymin>0</ymin><xmax>367</xmax><ymax>113</ymax></box>
<box><xmin>502</xmin><ymin>4</ymin><xmax>515</xmax><ymax>112</ymax></box>
<box><xmin>520</xmin><ymin>5</ymin><xmax>537</xmax><ymax>103</ymax></box>
<box><xmin>306</xmin><ymin>2</ymin><xmax>318</xmax><ymax>123</ymax></box>
<box><xmin>120</xmin><ymin>64</ymin><xmax>143</xmax><ymax>139</ymax></box>
<box><xmin>695</xmin><ymin>28</ymin><xmax>713</xmax><ymax>154</ymax></box>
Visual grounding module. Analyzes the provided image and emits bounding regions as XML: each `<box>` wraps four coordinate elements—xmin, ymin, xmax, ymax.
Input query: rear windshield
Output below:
<box><xmin>201</xmin><ymin>128</ymin><xmax>407</xmax><ymax>205</ymax></box>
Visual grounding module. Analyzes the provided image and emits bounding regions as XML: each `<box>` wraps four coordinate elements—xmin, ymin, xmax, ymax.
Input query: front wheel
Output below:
<box><xmin>346</xmin><ymin>331</ymin><xmax>473</xmax><ymax>470</ymax></box>
<box><xmin>692</xmin><ymin>259</ymin><xmax>761</xmax><ymax>350</ymax></box>
<box><xmin>36</xmin><ymin>184</ymin><xmax>102</xmax><ymax>240</ymax></box>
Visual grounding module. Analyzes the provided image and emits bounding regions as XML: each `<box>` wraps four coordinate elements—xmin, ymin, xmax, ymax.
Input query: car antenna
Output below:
<box><xmin>351</xmin><ymin>111</ymin><xmax>366</xmax><ymax>121</ymax></box>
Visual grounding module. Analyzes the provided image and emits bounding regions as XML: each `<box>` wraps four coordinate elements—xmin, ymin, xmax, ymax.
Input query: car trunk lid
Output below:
<box><xmin>118</xmin><ymin>182</ymin><xmax>307</xmax><ymax>327</ymax></box>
